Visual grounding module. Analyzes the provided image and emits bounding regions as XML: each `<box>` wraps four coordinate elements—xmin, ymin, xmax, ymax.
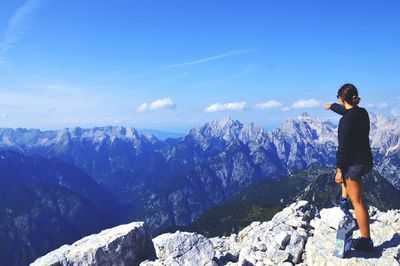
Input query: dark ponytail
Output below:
<box><xmin>338</xmin><ymin>83</ymin><xmax>361</xmax><ymax>106</ymax></box>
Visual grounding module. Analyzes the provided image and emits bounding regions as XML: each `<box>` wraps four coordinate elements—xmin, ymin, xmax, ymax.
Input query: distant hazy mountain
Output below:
<box><xmin>136</xmin><ymin>128</ymin><xmax>186</xmax><ymax>140</ymax></box>
<box><xmin>369</xmin><ymin>113</ymin><xmax>400</xmax><ymax>190</ymax></box>
<box><xmin>0</xmin><ymin>150</ymin><xmax>125</xmax><ymax>266</ymax></box>
<box><xmin>0</xmin><ymin>112</ymin><xmax>399</xmax><ymax>236</ymax></box>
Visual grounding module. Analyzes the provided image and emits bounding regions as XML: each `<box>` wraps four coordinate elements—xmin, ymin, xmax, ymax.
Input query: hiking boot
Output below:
<box><xmin>351</xmin><ymin>237</ymin><xmax>375</xmax><ymax>253</ymax></box>
<box><xmin>331</xmin><ymin>196</ymin><xmax>350</xmax><ymax>210</ymax></box>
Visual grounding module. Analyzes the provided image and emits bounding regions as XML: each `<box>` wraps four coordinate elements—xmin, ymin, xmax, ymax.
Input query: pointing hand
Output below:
<box><xmin>323</xmin><ymin>103</ymin><xmax>331</xmax><ymax>110</ymax></box>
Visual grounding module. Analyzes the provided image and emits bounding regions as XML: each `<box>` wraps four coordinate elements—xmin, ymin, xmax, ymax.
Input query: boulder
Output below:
<box><xmin>140</xmin><ymin>230</ymin><xmax>215</xmax><ymax>266</ymax></box>
<box><xmin>30</xmin><ymin>222</ymin><xmax>156</xmax><ymax>266</ymax></box>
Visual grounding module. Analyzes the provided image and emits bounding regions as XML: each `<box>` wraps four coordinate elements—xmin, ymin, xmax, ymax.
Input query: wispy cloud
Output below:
<box><xmin>136</xmin><ymin>98</ymin><xmax>176</xmax><ymax>112</ymax></box>
<box><xmin>0</xmin><ymin>87</ymin><xmax>97</xmax><ymax>111</ymax></box>
<box><xmin>0</xmin><ymin>0</ymin><xmax>43</xmax><ymax>61</ymax></box>
<box><xmin>194</xmin><ymin>63</ymin><xmax>254</xmax><ymax>86</ymax></box>
<box><xmin>367</xmin><ymin>102</ymin><xmax>388</xmax><ymax>109</ymax></box>
<box><xmin>281</xmin><ymin>98</ymin><xmax>321</xmax><ymax>111</ymax></box>
<box><xmin>120</xmin><ymin>48</ymin><xmax>257</xmax><ymax>80</ymax></box>
<box><xmin>204</xmin><ymin>101</ymin><xmax>246</xmax><ymax>112</ymax></box>
<box><xmin>291</xmin><ymin>99</ymin><xmax>321</xmax><ymax>108</ymax></box>
<box><xmin>0</xmin><ymin>82</ymin><xmax>137</xmax><ymax>129</ymax></box>
<box><xmin>163</xmin><ymin>49</ymin><xmax>256</xmax><ymax>68</ymax></box>
<box><xmin>254</xmin><ymin>100</ymin><xmax>283</xmax><ymax>109</ymax></box>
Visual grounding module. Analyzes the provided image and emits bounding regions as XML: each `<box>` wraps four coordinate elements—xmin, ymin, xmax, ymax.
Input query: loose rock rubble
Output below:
<box><xmin>32</xmin><ymin>200</ymin><xmax>400</xmax><ymax>266</ymax></box>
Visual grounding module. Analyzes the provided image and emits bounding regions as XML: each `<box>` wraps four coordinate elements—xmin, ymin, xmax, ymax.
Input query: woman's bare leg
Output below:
<box><xmin>341</xmin><ymin>183</ymin><xmax>348</xmax><ymax>198</ymax></box>
<box><xmin>342</xmin><ymin>177</ymin><xmax>370</xmax><ymax>238</ymax></box>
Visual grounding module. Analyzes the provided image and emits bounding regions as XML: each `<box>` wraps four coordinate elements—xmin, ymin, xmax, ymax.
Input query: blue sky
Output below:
<box><xmin>0</xmin><ymin>0</ymin><xmax>399</xmax><ymax>133</ymax></box>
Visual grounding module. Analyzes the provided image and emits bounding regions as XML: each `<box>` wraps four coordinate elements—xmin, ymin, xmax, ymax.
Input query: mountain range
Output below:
<box><xmin>0</xmin><ymin>111</ymin><xmax>399</xmax><ymax>264</ymax></box>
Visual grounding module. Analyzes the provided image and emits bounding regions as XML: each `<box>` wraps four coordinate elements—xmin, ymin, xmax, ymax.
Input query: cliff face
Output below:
<box><xmin>31</xmin><ymin>200</ymin><xmax>400</xmax><ymax>266</ymax></box>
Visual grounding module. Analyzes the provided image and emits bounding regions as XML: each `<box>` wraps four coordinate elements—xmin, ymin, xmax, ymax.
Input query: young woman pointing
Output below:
<box><xmin>324</xmin><ymin>83</ymin><xmax>375</xmax><ymax>253</ymax></box>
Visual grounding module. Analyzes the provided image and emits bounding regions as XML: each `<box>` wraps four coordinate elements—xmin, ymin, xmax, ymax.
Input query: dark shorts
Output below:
<box><xmin>343</xmin><ymin>164</ymin><xmax>373</xmax><ymax>180</ymax></box>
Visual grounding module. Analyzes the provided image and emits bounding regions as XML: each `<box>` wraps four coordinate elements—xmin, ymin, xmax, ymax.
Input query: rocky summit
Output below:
<box><xmin>31</xmin><ymin>200</ymin><xmax>400</xmax><ymax>266</ymax></box>
<box><xmin>30</xmin><ymin>222</ymin><xmax>156</xmax><ymax>266</ymax></box>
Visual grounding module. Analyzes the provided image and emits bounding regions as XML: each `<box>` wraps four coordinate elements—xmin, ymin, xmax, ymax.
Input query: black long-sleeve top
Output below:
<box><xmin>329</xmin><ymin>103</ymin><xmax>373</xmax><ymax>173</ymax></box>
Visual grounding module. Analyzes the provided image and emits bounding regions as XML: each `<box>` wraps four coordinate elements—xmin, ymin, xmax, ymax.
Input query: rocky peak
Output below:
<box><xmin>270</xmin><ymin>112</ymin><xmax>337</xmax><ymax>146</ymax></box>
<box><xmin>240</xmin><ymin>122</ymin><xmax>269</xmax><ymax>145</ymax></box>
<box><xmin>297</xmin><ymin>112</ymin><xmax>315</xmax><ymax>121</ymax></box>
<box><xmin>369</xmin><ymin>112</ymin><xmax>394</xmax><ymax>126</ymax></box>
<box><xmin>31</xmin><ymin>200</ymin><xmax>400</xmax><ymax>266</ymax></box>
<box><xmin>368</xmin><ymin>112</ymin><xmax>400</xmax><ymax>154</ymax></box>
<box><xmin>189</xmin><ymin>117</ymin><xmax>243</xmax><ymax>140</ymax></box>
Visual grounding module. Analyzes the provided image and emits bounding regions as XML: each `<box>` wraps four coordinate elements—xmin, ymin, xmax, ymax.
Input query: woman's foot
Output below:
<box><xmin>351</xmin><ymin>237</ymin><xmax>374</xmax><ymax>253</ymax></box>
<box><xmin>331</xmin><ymin>196</ymin><xmax>350</xmax><ymax>210</ymax></box>
<box><xmin>339</xmin><ymin>196</ymin><xmax>350</xmax><ymax>210</ymax></box>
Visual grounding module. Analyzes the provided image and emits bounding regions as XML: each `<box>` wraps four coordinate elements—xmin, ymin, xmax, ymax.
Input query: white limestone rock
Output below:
<box><xmin>30</xmin><ymin>221</ymin><xmax>156</xmax><ymax>266</ymax></box>
<box><xmin>209</xmin><ymin>234</ymin><xmax>240</xmax><ymax>264</ymax></box>
<box><xmin>274</xmin><ymin>231</ymin><xmax>291</xmax><ymax>249</ymax></box>
<box><xmin>32</xmin><ymin>200</ymin><xmax>400</xmax><ymax>266</ymax></box>
<box><xmin>230</xmin><ymin>200</ymin><xmax>316</xmax><ymax>265</ymax></box>
<box><xmin>319</xmin><ymin>206</ymin><xmax>354</xmax><ymax>230</ymax></box>
<box><xmin>305</xmin><ymin>206</ymin><xmax>400</xmax><ymax>265</ymax></box>
<box><xmin>140</xmin><ymin>230</ymin><xmax>215</xmax><ymax>266</ymax></box>
<box><xmin>284</xmin><ymin>230</ymin><xmax>305</xmax><ymax>264</ymax></box>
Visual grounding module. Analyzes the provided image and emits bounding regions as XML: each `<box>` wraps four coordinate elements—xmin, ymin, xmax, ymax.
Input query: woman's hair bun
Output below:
<box><xmin>352</xmin><ymin>95</ymin><xmax>361</xmax><ymax>105</ymax></box>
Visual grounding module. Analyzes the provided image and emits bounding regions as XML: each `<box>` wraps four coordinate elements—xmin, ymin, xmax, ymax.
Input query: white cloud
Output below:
<box><xmin>366</xmin><ymin>102</ymin><xmax>388</xmax><ymax>109</ymax></box>
<box><xmin>136</xmin><ymin>98</ymin><xmax>176</xmax><ymax>112</ymax></box>
<box><xmin>204</xmin><ymin>101</ymin><xmax>246</xmax><ymax>112</ymax></box>
<box><xmin>0</xmin><ymin>0</ymin><xmax>42</xmax><ymax>58</ymax></box>
<box><xmin>377</xmin><ymin>102</ymin><xmax>388</xmax><ymax>109</ymax></box>
<box><xmin>281</xmin><ymin>98</ymin><xmax>321</xmax><ymax>111</ymax></box>
<box><xmin>291</xmin><ymin>99</ymin><xmax>321</xmax><ymax>109</ymax></box>
<box><xmin>136</xmin><ymin>103</ymin><xmax>149</xmax><ymax>113</ymax></box>
<box><xmin>254</xmin><ymin>100</ymin><xmax>283</xmax><ymax>109</ymax></box>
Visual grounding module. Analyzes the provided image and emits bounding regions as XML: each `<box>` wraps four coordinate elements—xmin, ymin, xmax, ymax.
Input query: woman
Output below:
<box><xmin>324</xmin><ymin>83</ymin><xmax>374</xmax><ymax>253</ymax></box>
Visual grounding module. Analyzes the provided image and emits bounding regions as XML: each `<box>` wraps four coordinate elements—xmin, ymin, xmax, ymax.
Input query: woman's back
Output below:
<box><xmin>337</xmin><ymin>105</ymin><xmax>373</xmax><ymax>171</ymax></box>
